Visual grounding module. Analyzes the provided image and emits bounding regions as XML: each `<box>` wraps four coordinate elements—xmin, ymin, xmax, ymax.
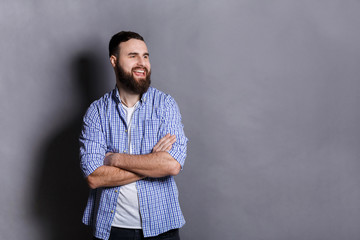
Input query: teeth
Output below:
<box><xmin>134</xmin><ymin>69</ymin><xmax>145</xmax><ymax>73</ymax></box>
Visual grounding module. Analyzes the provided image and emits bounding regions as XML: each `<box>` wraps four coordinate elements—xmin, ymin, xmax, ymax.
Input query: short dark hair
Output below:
<box><xmin>108</xmin><ymin>31</ymin><xmax>145</xmax><ymax>57</ymax></box>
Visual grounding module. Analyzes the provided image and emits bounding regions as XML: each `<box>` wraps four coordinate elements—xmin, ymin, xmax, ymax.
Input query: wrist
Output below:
<box><xmin>104</xmin><ymin>152</ymin><xmax>121</xmax><ymax>166</ymax></box>
<box><xmin>112</xmin><ymin>153</ymin><xmax>127</xmax><ymax>167</ymax></box>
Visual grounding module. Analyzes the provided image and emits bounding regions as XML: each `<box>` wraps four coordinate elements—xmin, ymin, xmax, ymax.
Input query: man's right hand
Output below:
<box><xmin>152</xmin><ymin>133</ymin><xmax>176</xmax><ymax>153</ymax></box>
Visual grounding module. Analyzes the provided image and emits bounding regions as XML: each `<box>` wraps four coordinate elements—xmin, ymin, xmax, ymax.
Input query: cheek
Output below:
<box><xmin>122</xmin><ymin>64</ymin><xmax>133</xmax><ymax>73</ymax></box>
<box><xmin>119</xmin><ymin>59</ymin><xmax>133</xmax><ymax>70</ymax></box>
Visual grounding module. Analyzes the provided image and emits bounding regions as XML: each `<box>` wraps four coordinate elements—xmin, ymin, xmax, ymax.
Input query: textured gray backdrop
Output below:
<box><xmin>1</xmin><ymin>1</ymin><xmax>360</xmax><ymax>240</ymax></box>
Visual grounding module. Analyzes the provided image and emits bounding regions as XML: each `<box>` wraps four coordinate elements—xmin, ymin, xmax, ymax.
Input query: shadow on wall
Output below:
<box><xmin>32</xmin><ymin>51</ymin><xmax>107</xmax><ymax>240</ymax></box>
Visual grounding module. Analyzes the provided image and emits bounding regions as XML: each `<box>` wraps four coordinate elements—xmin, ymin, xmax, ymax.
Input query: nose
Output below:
<box><xmin>136</xmin><ymin>56</ymin><xmax>145</xmax><ymax>66</ymax></box>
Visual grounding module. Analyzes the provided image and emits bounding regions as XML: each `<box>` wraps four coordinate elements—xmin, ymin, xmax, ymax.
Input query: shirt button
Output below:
<box><xmin>125</xmin><ymin>129</ymin><xmax>128</xmax><ymax>132</ymax></box>
<box><xmin>111</xmin><ymin>210</ymin><xmax>114</xmax><ymax>213</ymax></box>
<box><xmin>115</xmin><ymin>190</ymin><xmax>118</xmax><ymax>193</ymax></box>
<box><xmin>123</xmin><ymin>150</ymin><xmax>127</xmax><ymax>153</ymax></box>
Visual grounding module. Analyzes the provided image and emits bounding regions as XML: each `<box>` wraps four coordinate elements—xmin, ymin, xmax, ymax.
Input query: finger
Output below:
<box><xmin>158</xmin><ymin>135</ymin><xmax>176</xmax><ymax>151</ymax></box>
<box><xmin>153</xmin><ymin>134</ymin><xmax>176</xmax><ymax>152</ymax></box>
<box><xmin>155</xmin><ymin>134</ymin><xmax>173</xmax><ymax>149</ymax></box>
<box><xmin>153</xmin><ymin>133</ymin><xmax>171</xmax><ymax>149</ymax></box>
<box><xmin>166</xmin><ymin>135</ymin><xmax>177</xmax><ymax>151</ymax></box>
<box><xmin>163</xmin><ymin>142</ymin><xmax>173</xmax><ymax>151</ymax></box>
<box><xmin>160</xmin><ymin>141</ymin><xmax>172</xmax><ymax>151</ymax></box>
<box><xmin>163</xmin><ymin>135</ymin><xmax>176</xmax><ymax>147</ymax></box>
<box><xmin>158</xmin><ymin>134</ymin><xmax>175</xmax><ymax>148</ymax></box>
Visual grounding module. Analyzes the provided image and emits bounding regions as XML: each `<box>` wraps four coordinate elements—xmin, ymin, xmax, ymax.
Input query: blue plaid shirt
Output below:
<box><xmin>79</xmin><ymin>87</ymin><xmax>188</xmax><ymax>239</ymax></box>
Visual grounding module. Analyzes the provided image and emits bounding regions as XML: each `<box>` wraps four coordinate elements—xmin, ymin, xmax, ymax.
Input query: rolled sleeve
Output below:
<box><xmin>162</xmin><ymin>96</ymin><xmax>188</xmax><ymax>168</ymax></box>
<box><xmin>79</xmin><ymin>104</ymin><xmax>106</xmax><ymax>177</ymax></box>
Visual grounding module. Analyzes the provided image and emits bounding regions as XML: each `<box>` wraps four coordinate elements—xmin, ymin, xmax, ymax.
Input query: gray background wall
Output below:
<box><xmin>1</xmin><ymin>1</ymin><xmax>360</xmax><ymax>239</ymax></box>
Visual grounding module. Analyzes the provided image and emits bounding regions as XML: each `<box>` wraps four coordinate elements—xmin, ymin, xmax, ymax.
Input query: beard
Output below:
<box><xmin>115</xmin><ymin>64</ymin><xmax>151</xmax><ymax>95</ymax></box>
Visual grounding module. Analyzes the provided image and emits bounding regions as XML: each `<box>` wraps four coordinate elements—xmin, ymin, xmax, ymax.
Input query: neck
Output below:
<box><xmin>116</xmin><ymin>82</ymin><xmax>141</xmax><ymax>108</ymax></box>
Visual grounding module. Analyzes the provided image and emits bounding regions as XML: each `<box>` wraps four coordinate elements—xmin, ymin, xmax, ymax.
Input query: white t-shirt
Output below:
<box><xmin>111</xmin><ymin>102</ymin><xmax>142</xmax><ymax>229</ymax></box>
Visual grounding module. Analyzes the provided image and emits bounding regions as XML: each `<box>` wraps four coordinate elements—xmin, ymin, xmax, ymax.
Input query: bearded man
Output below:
<box><xmin>79</xmin><ymin>31</ymin><xmax>188</xmax><ymax>240</ymax></box>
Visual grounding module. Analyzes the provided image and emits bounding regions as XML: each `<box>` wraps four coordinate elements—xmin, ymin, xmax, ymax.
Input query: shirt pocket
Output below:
<box><xmin>141</xmin><ymin>119</ymin><xmax>163</xmax><ymax>154</ymax></box>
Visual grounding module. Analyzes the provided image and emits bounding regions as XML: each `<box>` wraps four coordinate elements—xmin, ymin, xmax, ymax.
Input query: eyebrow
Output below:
<box><xmin>128</xmin><ymin>52</ymin><xmax>149</xmax><ymax>56</ymax></box>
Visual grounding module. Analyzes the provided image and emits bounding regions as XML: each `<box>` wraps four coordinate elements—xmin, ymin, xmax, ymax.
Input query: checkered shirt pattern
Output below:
<box><xmin>79</xmin><ymin>87</ymin><xmax>188</xmax><ymax>239</ymax></box>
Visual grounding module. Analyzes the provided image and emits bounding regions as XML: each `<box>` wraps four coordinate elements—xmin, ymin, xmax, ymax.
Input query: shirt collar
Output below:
<box><xmin>112</xmin><ymin>85</ymin><xmax>149</xmax><ymax>105</ymax></box>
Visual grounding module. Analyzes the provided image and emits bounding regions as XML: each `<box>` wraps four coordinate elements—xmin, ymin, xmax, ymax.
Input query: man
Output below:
<box><xmin>79</xmin><ymin>31</ymin><xmax>188</xmax><ymax>240</ymax></box>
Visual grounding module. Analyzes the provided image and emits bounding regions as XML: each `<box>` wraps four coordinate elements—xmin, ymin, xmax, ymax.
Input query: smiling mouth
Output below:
<box><xmin>133</xmin><ymin>68</ymin><xmax>146</xmax><ymax>77</ymax></box>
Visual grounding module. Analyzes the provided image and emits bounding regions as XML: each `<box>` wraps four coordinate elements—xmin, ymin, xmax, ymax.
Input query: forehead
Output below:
<box><xmin>119</xmin><ymin>39</ymin><xmax>148</xmax><ymax>55</ymax></box>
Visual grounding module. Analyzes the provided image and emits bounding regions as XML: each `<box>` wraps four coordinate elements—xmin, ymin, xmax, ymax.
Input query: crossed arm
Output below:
<box><xmin>86</xmin><ymin>134</ymin><xmax>180</xmax><ymax>189</ymax></box>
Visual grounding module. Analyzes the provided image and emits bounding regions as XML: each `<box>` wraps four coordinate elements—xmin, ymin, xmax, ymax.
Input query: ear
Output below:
<box><xmin>110</xmin><ymin>55</ymin><xmax>117</xmax><ymax>68</ymax></box>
